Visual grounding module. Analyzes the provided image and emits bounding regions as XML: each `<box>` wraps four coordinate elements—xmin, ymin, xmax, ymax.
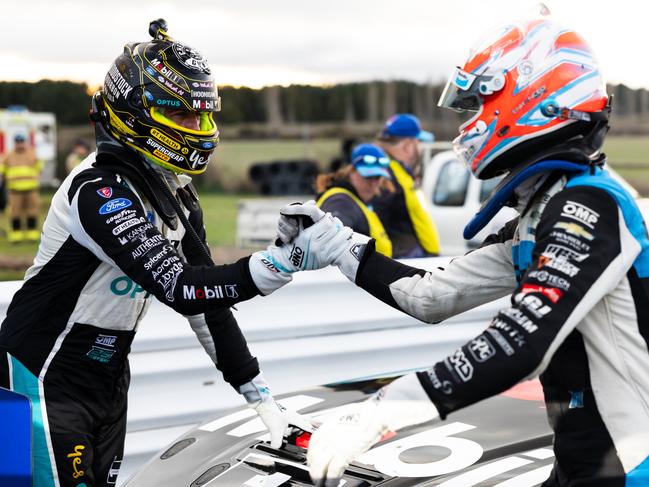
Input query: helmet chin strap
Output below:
<box><xmin>143</xmin><ymin>155</ymin><xmax>192</xmax><ymax>193</ymax></box>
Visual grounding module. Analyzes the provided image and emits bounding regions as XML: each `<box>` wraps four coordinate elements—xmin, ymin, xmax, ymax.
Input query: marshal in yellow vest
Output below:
<box><xmin>389</xmin><ymin>159</ymin><xmax>440</xmax><ymax>255</ymax></box>
<box><xmin>317</xmin><ymin>187</ymin><xmax>393</xmax><ymax>257</ymax></box>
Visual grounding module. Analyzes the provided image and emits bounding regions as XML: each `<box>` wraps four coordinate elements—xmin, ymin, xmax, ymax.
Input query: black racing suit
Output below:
<box><xmin>0</xmin><ymin>151</ymin><xmax>262</xmax><ymax>486</ymax></box>
<box><xmin>354</xmin><ymin>167</ymin><xmax>649</xmax><ymax>485</ymax></box>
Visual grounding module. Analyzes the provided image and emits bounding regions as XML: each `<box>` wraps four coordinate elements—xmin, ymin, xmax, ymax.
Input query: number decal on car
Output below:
<box><xmin>357</xmin><ymin>422</ymin><xmax>483</xmax><ymax>477</ymax></box>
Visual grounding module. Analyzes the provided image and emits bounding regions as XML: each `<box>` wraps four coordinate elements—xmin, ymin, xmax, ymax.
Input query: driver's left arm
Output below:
<box><xmin>416</xmin><ymin>185</ymin><xmax>639</xmax><ymax>416</ymax></box>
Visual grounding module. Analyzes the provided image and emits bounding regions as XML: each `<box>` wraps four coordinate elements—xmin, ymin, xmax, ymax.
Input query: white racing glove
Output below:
<box><xmin>307</xmin><ymin>373</ymin><xmax>439</xmax><ymax>486</ymax></box>
<box><xmin>277</xmin><ymin>201</ymin><xmax>371</xmax><ymax>282</ymax></box>
<box><xmin>249</xmin><ymin>203</ymin><xmax>355</xmax><ymax>294</ymax></box>
<box><xmin>239</xmin><ymin>373</ymin><xmax>315</xmax><ymax>449</ymax></box>
<box><xmin>276</xmin><ymin>200</ymin><xmax>323</xmax><ymax>244</ymax></box>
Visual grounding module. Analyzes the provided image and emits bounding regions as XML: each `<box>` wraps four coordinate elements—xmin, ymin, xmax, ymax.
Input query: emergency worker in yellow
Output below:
<box><xmin>373</xmin><ymin>114</ymin><xmax>440</xmax><ymax>258</ymax></box>
<box><xmin>316</xmin><ymin>144</ymin><xmax>393</xmax><ymax>257</ymax></box>
<box><xmin>0</xmin><ymin>134</ymin><xmax>42</xmax><ymax>243</ymax></box>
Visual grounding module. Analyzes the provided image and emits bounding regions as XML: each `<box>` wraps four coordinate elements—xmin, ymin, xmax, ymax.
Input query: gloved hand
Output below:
<box><xmin>239</xmin><ymin>373</ymin><xmax>315</xmax><ymax>449</ymax></box>
<box><xmin>276</xmin><ymin>200</ymin><xmax>324</xmax><ymax>244</ymax></box>
<box><xmin>249</xmin><ymin>207</ymin><xmax>354</xmax><ymax>294</ymax></box>
<box><xmin>307</xmin><ymin>373</ymin><xmax>439</xmax><ymax>486</ymax></box>
<box><xmin>277</xmin><ymin>201</ymin><xmax>371</xmax><ymax>282</ymax></box>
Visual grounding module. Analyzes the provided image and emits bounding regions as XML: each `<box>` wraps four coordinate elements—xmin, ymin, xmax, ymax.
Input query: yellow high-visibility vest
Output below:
<box><xmin>389</xmin><ymin>159</ymin><xmax>441</xmax><ymax>255</ymax></box>
<box><xmin>317</xmin><ymin>187</ymin><xmax>393</xmax><ymax>257</ymax></box>
<box><xmin>0</xmin><ymin>149</ymin><xmax>41</xmax><ymax>191</ymax></box>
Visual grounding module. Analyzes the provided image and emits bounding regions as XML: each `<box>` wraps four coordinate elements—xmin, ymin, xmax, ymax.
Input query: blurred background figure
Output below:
<box><xmin>373</xmin><ymin>114</ymin><xmax>441</xmax><ymax>258</ymax></box>
<box><xmin>316</xmin><ymin>143</ymin><xmax>393</xmax><ymax>256</ymax></box>
<box><xmin>0</xmin><ymin>134</ymin><xmax>42</xmax><ymax>243</ymax></box>
<box><xmin>65</xmin><ymin>138</ymin><xmax>91</xmax><ymax>174</ymax></box>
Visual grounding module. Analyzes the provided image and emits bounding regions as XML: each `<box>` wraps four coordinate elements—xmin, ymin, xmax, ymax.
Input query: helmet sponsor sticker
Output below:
<box><xmin>192</xmin><ymin>99</ymin><xmax>217</xmax><ymax>110</ymax></box>
<box><xmin>99</xmin><ymin>198</ymin><xmax>132</xmax><ymax>215</ymax></box>
<box><xmin>97</xmin><ymin>187</ymin><xmax>113</xmax><ymax>198</ymax></box>
<box><xmin>191</xmin><ymin>90</ymin><xmax>216</xmax><ymax>98</ymax></box>
<box><xmin>189</xmin><ymin>149</ymin><xmax>208</xmax><ymax>169</ymax></box>
<box><xmin>105</xmin><ymin>64</ymin><xmax>133</xmax><ymax>101</ymax></box>
<box><xmin>146</xmin><ymin>138</ymin><xmax>184</xmax><ymax>162</ymax></box>
<box><xmin>172</xmin><ymin>43</ymin><xmax>210</xmax><ymax>72</ymax></box>
<box><xmin>151</xmin><ymin>128</ymin><xmax>181</xmax><ymax>150</ymax></box>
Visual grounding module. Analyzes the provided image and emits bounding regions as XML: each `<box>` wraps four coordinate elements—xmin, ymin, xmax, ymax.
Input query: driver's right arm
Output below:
<box><xmin>68</xmin><ymin>172</ymin><xmax>261</xmax><ymax>315</ymax></box>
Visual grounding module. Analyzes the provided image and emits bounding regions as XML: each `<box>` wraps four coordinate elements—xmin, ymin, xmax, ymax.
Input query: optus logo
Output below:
<box><xmin>110</xmin><ymin>276</ymin><xmax>150</xmax><ymax>298</ymax></box>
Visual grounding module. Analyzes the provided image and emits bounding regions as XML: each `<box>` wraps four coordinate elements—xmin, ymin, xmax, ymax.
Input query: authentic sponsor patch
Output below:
<box><xmin>99</xmin><ymin>198</ymin><xmax>132</xmax><ymax>215</ymax></box>
<box><xmin>97</xmin><ymin>187</ymin><xmax>113</xmax><ymax>199</ymax></box>
<box><xmin>521</xmin><ymin>284</ymin><xmax>563</xmax><ymax>303</ymax></box>
<box><xmin>561</xmin><ymin>200</ymin><xmax>600</xmax><ymax>229</ymax></box>
<box><xmin>553</xmin><ymin>221</ymin><xmax>594</xmax><ymax>240</ymax></box>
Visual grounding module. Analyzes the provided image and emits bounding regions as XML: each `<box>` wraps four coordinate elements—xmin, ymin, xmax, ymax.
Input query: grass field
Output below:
<box><xmin>604</xmin><ymin>136</ymin><xmax>649</xmax><ymax>165</ymax></box>
<box><xmin>0</xmin><ymin>135</ymin><xmax>647</xmax><ymax>280</ymax></box>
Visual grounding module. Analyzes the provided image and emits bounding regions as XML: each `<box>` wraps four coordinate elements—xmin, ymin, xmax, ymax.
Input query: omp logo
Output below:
<box><xmin>95</xmin><ymin>335</ymin><xmax>117</xmax><ymax>347</ymax></box>
<box><xmin>561</xmin><ymin>201</ymin><xmax>599</xmax><ymax>229</ymax></box>
<box><xmin>151</xmin><ymin>128</ymin><xmax>181</xmax><ymax>150</ymax></box>
<box><xmin>289</xmin><ymin>245</ymin><xmax>304</xmax><ymax>268</ymax></box>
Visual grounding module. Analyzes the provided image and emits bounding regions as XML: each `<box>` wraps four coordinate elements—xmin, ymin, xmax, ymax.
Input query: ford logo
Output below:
<box><xmin>99</xmin><ymin>198</ymin><xmax>133</xmax><ymax>215</ymax></box>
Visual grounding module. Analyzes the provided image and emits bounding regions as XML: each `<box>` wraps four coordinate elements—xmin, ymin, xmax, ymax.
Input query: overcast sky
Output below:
<box><xmin>1</xmin><ymin>0</ymin><xmax>647</xmax><ymax>89</ymax></box>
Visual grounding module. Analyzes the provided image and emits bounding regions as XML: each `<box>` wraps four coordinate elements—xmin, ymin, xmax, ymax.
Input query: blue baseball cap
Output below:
<box><xmin>379</xmin><ymin>114</ymin><xmax>434</xmax><ymax>142</ymax></box>
<box><xmin>14</xmin><ymin>133</ymin><xmax>27</xmax><ymax>142</ymax></box>
<box><xmin>351</xmin><ymin>144</ymin><xmax>391</xmax><ymax>179</ymax></box>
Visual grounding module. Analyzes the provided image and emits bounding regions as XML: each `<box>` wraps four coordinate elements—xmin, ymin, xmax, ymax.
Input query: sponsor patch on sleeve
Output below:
<box><xmin>99</xmin><ymin>198</ymin><xmax>132</xmax><ymax>215</ymax></box>
<box><xmin>97</xmin><ymin>187</ymin><xmax>113</xmax><ymax>199</ymax></box>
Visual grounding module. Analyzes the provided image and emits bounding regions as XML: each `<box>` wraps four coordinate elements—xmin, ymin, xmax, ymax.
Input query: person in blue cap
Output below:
<box><xmin>315</xmin><ymin>143</ymin><xmax>393</xmax><ymax>256</ymax></box>
<box><xmin>373</xmin><ymin>113</ymin><xmax>441</xmax><ymax>258</ymax></box>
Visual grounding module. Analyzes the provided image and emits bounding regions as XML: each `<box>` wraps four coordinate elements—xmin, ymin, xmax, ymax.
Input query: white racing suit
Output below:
<box><xmin>353</xmin><ymin>165</ymin><xmax>649</xmax><ymax>486</ymax></box>
<box><xmin>0</xmin><ymin>151</ymin><xmax>262</xmax><ymax>486</ymax></box>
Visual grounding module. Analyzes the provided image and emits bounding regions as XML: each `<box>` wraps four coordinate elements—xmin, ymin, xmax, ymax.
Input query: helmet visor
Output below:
<box><xmin>151</xmin><ymin>107</ymin><xmax>216</xmax><ymax>136</ymax></box>
<box><xmin>438</xmin><ymin>67</ymin><xmax>502</xmax><ymax>113</ymax></box>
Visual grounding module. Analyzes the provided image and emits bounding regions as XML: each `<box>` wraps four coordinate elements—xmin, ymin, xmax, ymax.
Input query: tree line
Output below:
<box><xmin>1</xmin><ymin>79</ymin><xmax>647</xmax><ymax>131</ymax></box>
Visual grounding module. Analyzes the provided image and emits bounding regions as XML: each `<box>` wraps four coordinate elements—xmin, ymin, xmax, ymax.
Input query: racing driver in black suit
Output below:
<box><xmin>277</xmin><ymin>12</ymin><xmax>649</xmax><ymax>487</ymax></box>
<box><xmin>0</xmin><ymin>20</ymin><xmax>333</xmax><ymax>487</ymax></box>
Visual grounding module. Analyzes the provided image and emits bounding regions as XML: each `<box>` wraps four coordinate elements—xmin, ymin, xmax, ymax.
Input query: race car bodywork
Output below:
<box><xmin>124</xmin><ymin>377</ymin><xmax>554</xmax><ymax>486</ymax></box>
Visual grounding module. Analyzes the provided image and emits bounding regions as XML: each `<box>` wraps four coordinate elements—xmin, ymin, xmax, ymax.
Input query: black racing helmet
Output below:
<box><xmin>92</xmin><ymin>19</ymin><xmax>221</xmax><ymax>174</ymax></box>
